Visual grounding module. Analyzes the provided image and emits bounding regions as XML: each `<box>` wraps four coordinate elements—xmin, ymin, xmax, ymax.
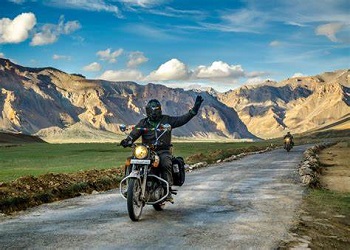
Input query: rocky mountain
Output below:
<box><xmin>218</xmin><ymin>70</ymin><xmax>350</xmax><ymax>139</ymax></box>
<box><xmin>0</xmin><ymin>58</ymin><xmax>255</xmax><ymax>141</ymax></box>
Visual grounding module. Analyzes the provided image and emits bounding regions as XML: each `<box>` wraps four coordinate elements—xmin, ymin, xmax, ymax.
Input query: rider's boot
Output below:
<box><xmin>165</xmin><ymin>188</ymin><xmax>174</xmax><ymax>203</ymax></box>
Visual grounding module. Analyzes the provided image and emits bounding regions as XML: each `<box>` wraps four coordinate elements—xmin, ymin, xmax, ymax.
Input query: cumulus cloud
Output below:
<box><xmin>59</xmin><ymin>18</ymin><xmax>81</xmax><ymax>34</ymax></box>
<box><xmin>146</xmin><ymin>58</ymin><xmax>192</xmax><ymax>81</ymax></box>
<box><xmin>31</xmin><ymin>25</ymin><xmax>58</xmax><ymax>46</ymax></box>
<box><xmin>53</xmin><ymin>54</ymin><xmax>71</xmax><ymax>60</ymax></box>
<box><xmin>99</xmin><ymin>69</ymin><xmax>143</xmax><ymax>81</ymax></box>
<box><xmin>97</xmin><ymin>48</ymin><xmax>123</xmax><ymax>63</ymax></box>
<box><xmin>0</xmin><ymin>12</ymin><xmax>36</xmax><ymax>44</ymax></box>
<box><xmin>127</xmin><ymin>51</ymin><xmax>148</xmax><ymax>68</ymax></box>
<box><xmin>31</xmin><ymin>16</ymin><xmax>81</xmax><ymax>46</ymax></box>
<box><xmin>292</xmin><ymin>72</ymin><xmax>304</xmax><ymax>78</ymax></box>
<box><xmin>194</xmin><ymin>61</ymin><xmax>245</xmax><ymax>80</ymax></box>
<box><xmin>315</xmin><ymin>22</ymin><xmax>345</xmax><ymax>42</ymax></box>
<box><xmin>83</xmin><ymin>62</ymin><xmax>102</xmax><ymax>72</ymax></box>
<box><xmin>244</xmin><ymin>77</ymin><xmax>265</xmax><ymax>85</ymax></box>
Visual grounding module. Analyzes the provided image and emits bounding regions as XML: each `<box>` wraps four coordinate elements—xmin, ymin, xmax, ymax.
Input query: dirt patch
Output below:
<box><xmin>280</xmin><ymin>141</ymin><xmax>350</xmax><ymax>249</ymax></box>
<box><xmin>319</xmin><ymin>141</ymin><xmax>350</xmax><ymax>193</ymax></box>
<box><xmin>0</xmin><ymin>168</ymin><xmax>124</xmax><ymax>214</ymax></box>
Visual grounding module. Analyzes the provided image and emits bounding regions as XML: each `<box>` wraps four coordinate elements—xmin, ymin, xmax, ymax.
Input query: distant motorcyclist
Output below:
<box><xmin>283</xmin><ymin>132</ymin><xmax>294</xmax><ymax>148</ymax></box>
<box><xmin>120</xmin><ymin>95</ymin><xmax>204</xmax><ymax>202</ymax></box>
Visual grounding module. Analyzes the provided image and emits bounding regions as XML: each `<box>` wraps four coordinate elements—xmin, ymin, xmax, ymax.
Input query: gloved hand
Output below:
<box><xmin>191</xmin><ymin>95</ymin><xmax>204</xmax><ymax>115</ymax></box>
<box><xmin>120</xmin><ymin>138</ymin><xmax>132</xmax><ymax>148</ymax></box>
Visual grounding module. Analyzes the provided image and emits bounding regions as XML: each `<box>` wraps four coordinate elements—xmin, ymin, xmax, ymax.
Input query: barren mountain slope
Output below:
<box><xmin>0</xmin><ymin>59</ymin><xmax>255</xmax><ymax>140</ymax></box>
<box><xmin>218</xmin><ymin>70</ymin><xmax>350</xmax><ymax>138</ymax></box>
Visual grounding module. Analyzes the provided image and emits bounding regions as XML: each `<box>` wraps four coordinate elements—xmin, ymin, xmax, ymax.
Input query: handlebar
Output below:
<box><xmin>133</xmin><ymin>127</ymin><xmax>168</xmax><ymax>132</ymax></box>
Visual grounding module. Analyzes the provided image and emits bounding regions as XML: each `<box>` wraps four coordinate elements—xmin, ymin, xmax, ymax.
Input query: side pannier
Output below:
<box><xmin>172</xmin><ymin>156</ymin><xmax>186</xmax><ymax>186</ymax></box>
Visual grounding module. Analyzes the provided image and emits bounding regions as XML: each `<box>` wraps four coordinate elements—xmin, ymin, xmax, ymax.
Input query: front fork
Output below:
<box><xmin>119</xmin><ymin>164</ymin><xmax>149</xmax><ymax>201</ymax></box>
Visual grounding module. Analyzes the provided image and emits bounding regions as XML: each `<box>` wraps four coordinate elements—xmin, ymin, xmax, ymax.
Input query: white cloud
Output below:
<box><xmin>31</xmin><ymin>25</ymin><xmax>58</xmax><ymax>46</ymax></box>
<box><xmin>269</xmin><ymin>40</ymin><xmax>282</xmax><ymax>47</ymax></box>
<box><xmin>8</xmin><ymin>0</ymin><xmax>25</xmax><ymax>3</ymax></box>
<box><xmin>0</xmin><ymin>12</ymin><xmax>36</xmax><ymax>44</ymax></box>
<box><xmin>146</xmin><ymin>58</ymin><xmax>192</xmax><ymax>81</ymax></box>
<box><xmin>119</xmin><ymin>0</ymin><xmax>165</xmax><ymax>7</ymax></box>
<box><xmin>97</xmin><ymin>48</ymin><xmax>123</xmax><ymax>63</ymax></box>
<box><xmin>315</xmin><ymin>22</ymin><xmax>345</xmax><ymax>42</ymax></box>
<box><xmin>31</xmin><ymin>16</ymin><xmax>81</xmax><ymax>46</ymax></box>
<box><xmin>53</xmin><ymin>54</ymin><xmax>71</xmax><ymax>60</ymax></box>
<box><xmin>99</xmin><ymin>69</ymin><xmax>143</xmax><ymax>81</ymax></box>
<box><xmin>292</xmin><ymin>72</ymin><xmax>304</xmax><ymax>78</ymax></box>
<box><xmin>244</xmin><ymin>77</ymin><xmax>264</xmax><ymax>85</ymax></box>
<box><xmin>58</xmin><ymin>16</ymin><xmax>81</xmax><ymax>34</ymax></box>
<box><xmin>47</xmin><ymin>0</ymin><xmax>121</xmax><ymax>17</ymax></box>
<box><xmin>127</xmin><ymin>51</ymin><xmax>148</xmax><ymax>68</ymax></box>
<box><xmin>202</xmin><ymin>9</ymin><xmax>267</xmax><ymax>33</ymax></box>
<box><xmin>195</xmin><ymin>61</ymin><xmax>245</xmax><ymax>80</ymax></box>
<box><xmin>83</xmin><ymin>62</ymin><xmax>102</xmax><ymax>72</ymax></box>
<box><xmin>124</xmin><ymin>24</ymin><xmax>177</xmax><ymax>40</ymax></box>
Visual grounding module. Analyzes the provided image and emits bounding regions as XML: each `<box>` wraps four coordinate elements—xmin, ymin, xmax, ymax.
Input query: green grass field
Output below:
<box><xmin>0</xmin><ymin>141</ymin><xmax>275</xmax><ymax>182</ymax></box>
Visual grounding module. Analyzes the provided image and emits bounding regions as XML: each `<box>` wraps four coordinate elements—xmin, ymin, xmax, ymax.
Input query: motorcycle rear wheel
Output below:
<box><xmin>127</xmin><ymin>178</ymin><xmax>144</xmax><ymax>221</ymax></box>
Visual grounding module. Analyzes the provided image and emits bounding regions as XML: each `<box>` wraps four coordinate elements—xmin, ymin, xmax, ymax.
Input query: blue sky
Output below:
<box><xmin>0</xmin><ymin>0</ymin><xmax>349</xmax><ymax>92</ymax></box>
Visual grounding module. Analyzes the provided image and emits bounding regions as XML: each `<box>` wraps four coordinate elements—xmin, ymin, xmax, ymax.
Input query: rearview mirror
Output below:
<box><xmin>162</xmin><ymin>123</ymin><xmax>171</xmax><ymax>131</ymax></box>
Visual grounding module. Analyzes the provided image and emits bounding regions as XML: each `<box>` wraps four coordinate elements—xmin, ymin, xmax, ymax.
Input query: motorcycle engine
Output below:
<box><xmin>146</xmin><ymin>181</ymin><xmax>164</xmax><ymax>202</ymax></box>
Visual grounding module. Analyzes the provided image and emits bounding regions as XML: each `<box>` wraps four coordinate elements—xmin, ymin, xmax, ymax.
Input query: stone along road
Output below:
<box><xmin>0</xmin><ymin>145</ymin><xmax>309</xmax><ymax>249</ymax></box>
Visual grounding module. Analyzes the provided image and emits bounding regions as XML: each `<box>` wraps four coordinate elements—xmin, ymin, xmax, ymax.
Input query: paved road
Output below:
<box><xmin>0</xmin><ymin>145</ymin><xmax>308</xmax><ymax>249</ymax></box>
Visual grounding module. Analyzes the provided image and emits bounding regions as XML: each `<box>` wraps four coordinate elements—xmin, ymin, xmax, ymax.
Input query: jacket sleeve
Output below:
<box><xmin>167</xmin><ymin>111</ymin><xmax>196</xmax><ymax>129</ymax></box>
<box><xmin>128</xmin><ymin>119</ymin><xmax>144</xmax><ymax>142</ymax></box>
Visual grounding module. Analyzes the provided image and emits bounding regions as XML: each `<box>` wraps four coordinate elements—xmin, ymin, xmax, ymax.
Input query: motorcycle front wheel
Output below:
<box><xmin>127</xmin><ymin>178</ymin><xmax>144</xmax><ymax>221</ymax></box>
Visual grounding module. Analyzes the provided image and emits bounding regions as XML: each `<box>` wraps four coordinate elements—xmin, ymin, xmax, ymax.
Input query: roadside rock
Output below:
<box><xmin>297</xmin><ymin>142</ymin><xmax>337</xmax><ymax>187</ymax></box>
<box><xmin>187</xmin><ymin>162</ymin><xmax>208</xmax><ymax>171</ymax></box>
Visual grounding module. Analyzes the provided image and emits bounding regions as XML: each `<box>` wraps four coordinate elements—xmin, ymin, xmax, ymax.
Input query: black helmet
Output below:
<box><xmin>146</xmin><ymin>99</ymin><xmax>162</xmax><ymax>122</ymax></box>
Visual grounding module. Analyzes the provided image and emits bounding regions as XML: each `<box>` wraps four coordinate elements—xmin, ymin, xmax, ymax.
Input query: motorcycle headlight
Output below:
<box><xmin>285</xmin><ymin>138</ymin><xmax>290</xmax><ymax>142</ymax></box>
<box><xmin>134</xmin><ymin>145</ymin><xmax>148</xmax><ymax>159</ymax></box>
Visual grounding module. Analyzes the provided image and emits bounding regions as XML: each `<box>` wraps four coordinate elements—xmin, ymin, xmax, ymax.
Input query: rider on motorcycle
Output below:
<box><xmin>283</xmin><ymin>131</ymin><xmax>294</xmax><ymax>148</ymax></box>
<box><xmin>120</xmin><ymin>95</ymin><xmax>204</xmax><ymax>202</ymax></box>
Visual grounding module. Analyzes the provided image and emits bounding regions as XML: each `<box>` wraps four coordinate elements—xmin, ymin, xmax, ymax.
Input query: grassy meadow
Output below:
<box><xmin>0</xmin><ymin>140</ymin><xmax>275</xmax><ymax>183</ymax></box>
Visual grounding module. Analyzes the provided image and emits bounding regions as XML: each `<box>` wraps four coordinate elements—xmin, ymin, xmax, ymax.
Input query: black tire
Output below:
<box><xmin>153</xmin><ymin>203</ymin><xmax>165</xmax><ymax>211</ymax></box>
<box><xmin>127</xmin><ymin>178</ymin><xmax>143</xmax><ymax>221</ymax></box>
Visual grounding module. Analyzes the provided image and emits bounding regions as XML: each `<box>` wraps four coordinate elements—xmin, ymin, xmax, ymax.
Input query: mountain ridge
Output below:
<box><xmin>217</xmin><ymin>69</ymin><xmax>350</xmax><ymax>138</ymax></box>
<box><xmin>1</xmin><ymin>58</ymin><xmax>348</xmax><ymax>141</ymax></box>
<box><xmin>0</xmin><ymin>58</ymin><xmax>256</xmax><ymax>141</ymax></box>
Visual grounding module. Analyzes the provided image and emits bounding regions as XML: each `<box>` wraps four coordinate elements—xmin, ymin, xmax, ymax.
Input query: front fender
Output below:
<box><xmin>128</xmin><ymin>170</ymin><xmax>141</xmax><ymax>179</ymax></box>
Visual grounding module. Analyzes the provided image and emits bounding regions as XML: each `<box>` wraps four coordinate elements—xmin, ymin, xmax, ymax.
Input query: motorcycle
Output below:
<box><xmin>119</xmin><ymin>123</ymin><xmax>185</xmax><ymax>221</ymax></box>
<box><xmin>284</xmin><ymin>137</ymin><xmax>292</xmax><ymax>152</ymax></box>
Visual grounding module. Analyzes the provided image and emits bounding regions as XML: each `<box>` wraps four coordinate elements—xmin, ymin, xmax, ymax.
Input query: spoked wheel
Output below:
<box><xmin>153</xmin><ymin>202</ymin><xmax>165</xmax><ymax>211</ymax></box>
<box><xmin>127</xmin><ymin>178</ymin><xmax>144</xmax><ymax>221</ymax></box>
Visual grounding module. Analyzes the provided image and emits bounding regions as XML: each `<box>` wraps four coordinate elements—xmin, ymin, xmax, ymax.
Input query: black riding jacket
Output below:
<box><xmin>284</xmin><ymin>134</ymin><xmax>294</xmax><ymax>140</ymax></box>
<box><xmin>128</xmin><ymin>111</ymin><xmax>195</xmax><ymax>150</ymax></box>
